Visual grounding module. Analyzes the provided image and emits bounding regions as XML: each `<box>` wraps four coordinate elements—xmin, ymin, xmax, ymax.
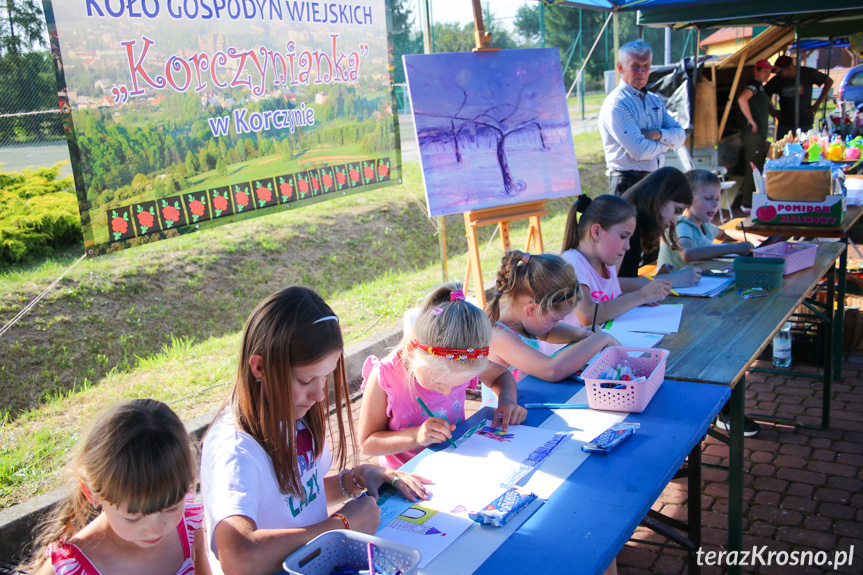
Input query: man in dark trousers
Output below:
<box><xmin>766</xmin><ymin>54</ymin><xmax>833</xmax><ymax>139</ymax></box>
<box><xmin>599</xmin><ymin>40</ymin><xmax>685</xmax><ymax>196</ymax></box>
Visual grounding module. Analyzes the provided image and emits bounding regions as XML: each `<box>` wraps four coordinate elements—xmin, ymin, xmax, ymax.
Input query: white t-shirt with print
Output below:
<box><xmin>201</xmin><ymin>409</ymin><xmax>332</xmax><ymax>573</ymax></box>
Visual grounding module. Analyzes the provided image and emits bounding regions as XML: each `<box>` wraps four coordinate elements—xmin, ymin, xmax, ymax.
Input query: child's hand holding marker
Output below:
<box><xmin>656</xmin><ymin>264</ymin><xmax>702</xmax><ymax>287</ymax></box>
<box><xmin>335</xmin><ymin>493</ymin><xmax>383</xmax><ymax>534</ymax></box>
<box><xmin>642</xmin><ymin>276</ymin><xmax>673</xmax><ymax>301</ymax></box>
<box><xmin>416</xmin><ymin>413</ymin><xmax>456</xmax><ymax>447</ymax></box>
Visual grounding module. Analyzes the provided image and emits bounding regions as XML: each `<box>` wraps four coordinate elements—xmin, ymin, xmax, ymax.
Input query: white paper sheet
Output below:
<box><xmin>603</xmin><ymin>304</ymin><xmax>683</xmax><ymax>334</ymax></box>
<box><xmin>420</xmin><ymin>389</ymin><xmax>628</xmax><ymax>574</ymax></box>
<box><xmin>672</xmin><ymin>276</ymin><xmax>734</xmax><ymax>297</ymax></box>
<box><xmin>602</xmin><ymin>329</ymin><xmax>664</xmax><ymax>349</ymax></box>
<box><xmin>375</xmin><ymin>423</ymin><xmax>567</xmax><ymax>567</ymax></box>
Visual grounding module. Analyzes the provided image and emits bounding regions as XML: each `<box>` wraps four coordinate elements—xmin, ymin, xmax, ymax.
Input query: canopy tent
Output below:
<box><xmin>536</xmin><ymin>1</ymin><xmax>863</xmax><ymax>36</ymax></box>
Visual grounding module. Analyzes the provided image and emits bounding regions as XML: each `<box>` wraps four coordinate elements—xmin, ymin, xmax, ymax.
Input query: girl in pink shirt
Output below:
<box><xmin>561</xmin><ymin>194</ymin><xmax>672</xmax><ymax>327</ymax></box>
<box><xmin>359</xmin><ymin>283</ymin><xmax>526</xmax><ymax>469</ymax></box>
<box><xmin>32</xmin><ymin>400</ymin><xmax>210</xmax><ymax>575</ymax></box>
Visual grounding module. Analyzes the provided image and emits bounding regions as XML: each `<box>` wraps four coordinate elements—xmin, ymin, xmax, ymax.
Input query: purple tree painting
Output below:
<box><xmin>405</xmin><ymin>48</ymin><xmax>580</xmax><ymax>217</ymax></box>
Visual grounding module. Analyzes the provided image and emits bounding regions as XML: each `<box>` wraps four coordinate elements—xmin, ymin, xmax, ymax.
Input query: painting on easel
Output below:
<box><xmin>404</xmin><ymin>48</ymin><xmax>580</xmax><ymax>217</ymax></box>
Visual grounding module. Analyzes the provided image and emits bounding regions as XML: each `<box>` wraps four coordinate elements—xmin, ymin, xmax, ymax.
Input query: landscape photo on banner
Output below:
<box><xmin>43</xmin><ymin>0</ymin><xmax>401</xmax><ymax>256</ymax></box>
<box><xmin>404</xmin><ymin>48</ymin><xmax>580</xmax><ymax>217</ymax></box>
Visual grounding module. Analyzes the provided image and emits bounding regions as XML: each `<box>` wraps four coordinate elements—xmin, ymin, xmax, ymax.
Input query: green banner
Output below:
<box><xmin>43</xmin><ymin>0</ymin><xmax>401</xmax><ymax>256</ymax></box>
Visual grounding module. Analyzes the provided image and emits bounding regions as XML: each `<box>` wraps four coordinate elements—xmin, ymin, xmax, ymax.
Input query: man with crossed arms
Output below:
<box><xmin>599</xmin><ymin>40</ymin><xmax>686</xmax><ymax>196</ymax></box>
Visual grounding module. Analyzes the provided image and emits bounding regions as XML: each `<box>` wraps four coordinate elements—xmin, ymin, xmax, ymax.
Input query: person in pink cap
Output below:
<box><xmin>737</xmin><ymin>58</ymin><xmax>775</xmax><ymax>210</ymax></box>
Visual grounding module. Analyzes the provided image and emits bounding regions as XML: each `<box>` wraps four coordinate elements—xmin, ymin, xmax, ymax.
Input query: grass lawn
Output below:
<box><xmin>0</xmin><ymin>131</ymin><xmax>606</xmax><ymax>509</ymax></box>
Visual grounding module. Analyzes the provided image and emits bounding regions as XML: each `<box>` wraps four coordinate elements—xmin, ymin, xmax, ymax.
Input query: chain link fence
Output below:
<box><xmin>0</xmin><ymin>48</ymin><xmax>68</xmax><ymax>173</ymax></box>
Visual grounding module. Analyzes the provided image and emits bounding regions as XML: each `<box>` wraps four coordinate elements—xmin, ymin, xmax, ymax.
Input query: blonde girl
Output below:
<box><xmin>32</xmin><ymin>399</ymin><xmax>210</xmax><ymax>575</ymax></box>
<box><xmin>561</xmin><ymin>194</ymin><xmax>672</xmax><ymax>327</ymax></box>
<box><xmin>201</xmin><ymin>287</ymin><xmax>430</xmax><ymax>575</ymax></box>
<box><xmin>359</xmin><ymin>283</ymin><xmax>527</xmax><ymax>469</ymax></box>
<box><xmin>485</xmin><ymin>250</ymin><xmax>619</xmax><ymax>382</ymax></box>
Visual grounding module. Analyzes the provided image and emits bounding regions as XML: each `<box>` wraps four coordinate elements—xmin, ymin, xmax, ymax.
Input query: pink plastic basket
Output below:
<box><xmin>752</xmin><ymin>242</ymin><xmax>818</xmax><ymax>275</ymax></box>
<box><xmin>581</xmin><ymin>347</ymin><xmax>669</xmax><ymax>413</ymax></box>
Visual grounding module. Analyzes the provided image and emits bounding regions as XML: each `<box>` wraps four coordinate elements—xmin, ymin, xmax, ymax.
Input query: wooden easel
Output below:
<box><xmin>446</xmin><ymin>0</ymin><xmax>548</xmax><ymax>307</ymax></box>
<box><xmin>463</xmin><ymin>201</ymin><xmax>548</xmax><ymax>307</ymax></box>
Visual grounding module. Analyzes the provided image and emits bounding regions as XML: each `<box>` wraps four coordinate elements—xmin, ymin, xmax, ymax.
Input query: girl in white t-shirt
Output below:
<box><xmin>561</xmin><ymin>194</ymin><xmax>672</xmax><ymax>327</ymax></box>
<box><xmin>201</xmin><ymin>287</ymin><xmax>430</xmax><ymax>575</ymax></box>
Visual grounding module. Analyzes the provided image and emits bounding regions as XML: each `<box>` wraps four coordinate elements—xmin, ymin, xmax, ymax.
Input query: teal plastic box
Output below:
<box><xmin>734</xmin><ymin>256</ymin><xmax>785</xmax><ymax>290</ymax></box>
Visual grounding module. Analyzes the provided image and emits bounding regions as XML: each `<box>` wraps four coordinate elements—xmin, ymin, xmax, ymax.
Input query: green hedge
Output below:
<box><xmin>0</xmin><ymin>164</ymin><xmax>81</xmax><ymax>264</ymax></box>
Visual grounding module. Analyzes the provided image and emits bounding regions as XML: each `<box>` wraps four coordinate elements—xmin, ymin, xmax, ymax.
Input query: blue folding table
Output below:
<box><xmin>403</xmin><ymin>375</ymin><xmax>729</xmax><ymax>575</ymax></box>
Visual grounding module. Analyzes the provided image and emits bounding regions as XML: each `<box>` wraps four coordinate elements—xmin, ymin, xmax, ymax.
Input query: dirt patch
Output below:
<box><xmin>0</xmin><ymin>192</ymin><xmax>455</xmax><ymax>418</ymax></box>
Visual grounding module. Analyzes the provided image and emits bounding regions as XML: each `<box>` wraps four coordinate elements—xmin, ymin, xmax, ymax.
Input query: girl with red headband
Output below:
<box><xmin>358</xmin><ymin>283</ymin><xmax>526</xmax><ymax>469</ymax></box>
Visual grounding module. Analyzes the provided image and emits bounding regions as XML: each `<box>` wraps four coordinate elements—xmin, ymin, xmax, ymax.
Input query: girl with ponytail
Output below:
<box><xmin>485</xmin><ymin>251</ymin><xmax>619</xmax><ymax>383</ymax></box>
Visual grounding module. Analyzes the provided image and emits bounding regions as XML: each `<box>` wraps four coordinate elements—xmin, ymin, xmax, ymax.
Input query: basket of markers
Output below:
<box><xmin>581</xmin><ymin>347</ymin><xmax>670</xmax><ymax>413</ymax></box>
<box><xmin>282</xmin><ymin>530</ymin><xmax>421</xmax><ymax>575</ymax></box>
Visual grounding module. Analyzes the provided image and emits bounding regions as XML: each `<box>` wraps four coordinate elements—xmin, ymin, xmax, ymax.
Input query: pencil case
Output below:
<box><xmin>581</xmin><ymin>347</ymin><xmax>669</xmax><ymax>413</ymax></box>
<box><xmin>282</xmin><ymin>530</ymin><xmax>421</xmax><ymax>575</ymax></box>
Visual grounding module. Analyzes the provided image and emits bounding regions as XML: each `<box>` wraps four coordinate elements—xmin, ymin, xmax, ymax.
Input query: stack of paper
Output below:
<box><xmin>672</xmin><ymin>276</ymin><xmax>734</xmax><ymax>298</ymax></box>
<box><xmin>603</xmin><ymin>304</ymin><xmax>683</xmax><ymax>334</ymax></box>
<box><xmin>602</xmin><ymin>329</ymin><xmax>664</xmax><ymax>349</ymax></box>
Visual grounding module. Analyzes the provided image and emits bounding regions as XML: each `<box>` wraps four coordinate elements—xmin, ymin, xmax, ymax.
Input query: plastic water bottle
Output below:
<box><xmin>773</xmin><ymin>322</ymin><xmax>793</xmax><ymax>367</ymax></box>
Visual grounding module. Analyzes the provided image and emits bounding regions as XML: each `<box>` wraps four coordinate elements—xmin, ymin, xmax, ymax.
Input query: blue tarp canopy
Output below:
<box><xmin>789</xmin><ymin>38</ymin><xmax>851</xmax><ymax>51</ymax></box>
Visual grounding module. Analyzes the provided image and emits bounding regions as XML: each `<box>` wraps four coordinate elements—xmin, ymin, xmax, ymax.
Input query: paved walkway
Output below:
<box><xmin>337</xmin><ymin>359</ymin><xmax>863</xmax><ymax>574</ymax></box>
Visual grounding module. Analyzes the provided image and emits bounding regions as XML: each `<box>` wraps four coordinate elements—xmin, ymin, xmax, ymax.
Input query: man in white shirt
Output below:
<box><xmin>599</xmin><ymin>40</ymin><xmax>686</xmax><ymax>195</ymax></box>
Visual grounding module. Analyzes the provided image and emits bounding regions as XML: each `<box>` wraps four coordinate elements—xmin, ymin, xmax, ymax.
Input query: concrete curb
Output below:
<box><xmin>0</xmin><ymin>324</ymin><xmax>405</xmax><ymax>564</ymax></box>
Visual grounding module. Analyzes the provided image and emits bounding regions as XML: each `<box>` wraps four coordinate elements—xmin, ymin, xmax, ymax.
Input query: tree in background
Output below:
<box><xmin>0</xmin><ymin>0</ymin><xmax>45</xmax><ymax>56</ymax></box>
<box><xmin>432</xmin><ymin>6</ymin><xmax>520</xmax><ymax>53</ymax></box>
<box><xmin>0</xmin><ymin>0</ymin><xmax>62</xmax><ymax>143</ymax></box>
<box><xmin>514</xmin><ymin>4</ymin><xmax>541</xmax><ymax>47</ymax></box>
<box><xmin>392</xmin><ymin>0</ymin><xmax>419</xmax><ymax>84</ymax></box>
<box><xmin>514</xmin><ymin>4</ymin><xmax>692</xmax><ymax>90</ymax></box>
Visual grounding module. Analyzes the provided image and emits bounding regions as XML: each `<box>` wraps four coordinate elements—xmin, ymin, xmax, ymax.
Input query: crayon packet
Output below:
<box><xmin>469</xmin><ymin>486</ymin><xmax>538</xmax><ymax>527</ymax></box>
<box><xmin>581</xmin><ymin>422</ymin><xmax>640</xmax><ymax>455</ymax></box>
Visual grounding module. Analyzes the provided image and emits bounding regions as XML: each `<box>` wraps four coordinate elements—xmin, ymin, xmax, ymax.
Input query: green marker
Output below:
<box><xmin>416</xmin><ymin>396</ymin><xmax>457</xmax><ymax>449</ymax></box>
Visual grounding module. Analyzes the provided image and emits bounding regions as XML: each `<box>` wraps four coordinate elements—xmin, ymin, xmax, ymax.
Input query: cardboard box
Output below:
<box><xmin>752</xmin><ymin>193</ymin><xmax>846</xmax><ymax>227</ymax></box>
<box><xmin>765</xmin><ymin>168</ymin><xmax>832</xmax><ymax>202</ymax></box>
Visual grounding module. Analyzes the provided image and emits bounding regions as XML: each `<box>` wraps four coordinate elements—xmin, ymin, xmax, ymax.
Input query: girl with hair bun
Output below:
<box><xmin>359</xmin><ymin>283</ymin><xmax>526</xmax><ymax>469</ymax></box>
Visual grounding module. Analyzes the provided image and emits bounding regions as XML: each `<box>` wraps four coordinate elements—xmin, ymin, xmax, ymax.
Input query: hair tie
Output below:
<box><xmin>431</xmin><ymin>306</ymin><xmax>444</xmax><ymax>316</ymax></box>
<box><xmin>313</xmin><ymin>315</ymin><xmax>339</xmax><ymax>324</ymax></box>
<box><xmin>575</xmin><ymin>194</ymin><xmax>592</xmax><ymax>213</ymax></box>
<box><xmin>494</xmin><ymin>289</ymin><xmax>504</xmax><ymax>297</ymax></box>
<box><xmin>450</xmin><ymin>290</ymin><xmax>466</xmax><ymax>301</ymax></box>
<box><xmin>521</xmin><ymin>253</ymin><xmax>531</xmax><ymax>264</ymax></box>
